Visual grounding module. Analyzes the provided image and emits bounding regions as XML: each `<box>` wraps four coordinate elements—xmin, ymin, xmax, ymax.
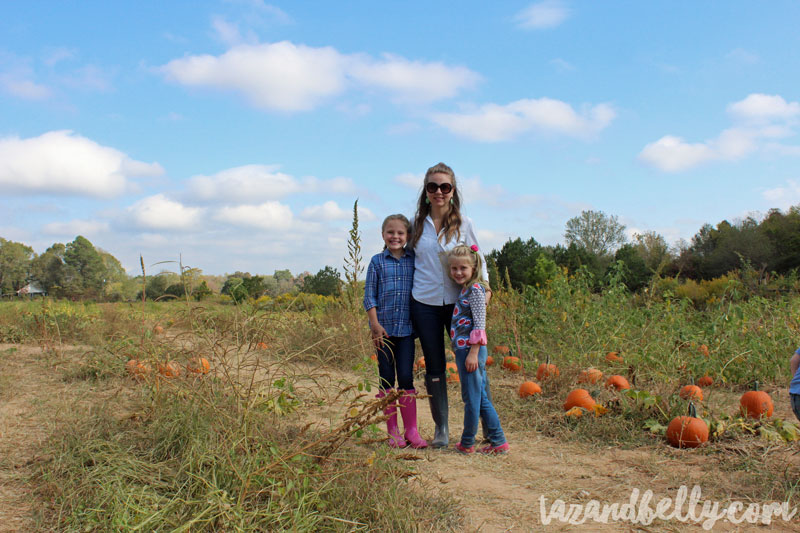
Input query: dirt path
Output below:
<box><xmin>0</xmin><ymin>344</ymin><xmax>59</xmax><ymax>532</ymax></box>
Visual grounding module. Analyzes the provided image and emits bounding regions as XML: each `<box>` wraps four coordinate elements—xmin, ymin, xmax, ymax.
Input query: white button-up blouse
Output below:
<box><xmin>411</xmin><ymin>214</ymin><xmax>489</xmax><ymax>306</ymax></box>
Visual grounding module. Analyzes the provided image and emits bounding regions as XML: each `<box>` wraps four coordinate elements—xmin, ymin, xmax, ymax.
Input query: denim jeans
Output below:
<box><xmin>410</xmin><ymin>298</ymin><xmax>454</xmax><ymax>376</ymax></box>
<box><xmin>791</xmin><ymin>394</ymin><xmax>800</xmax><ymax>423</ymax></box>
<box><xmin>376</xmin><ymin>335</ymin><xmax>416</xmax><ymax>391</ymax></box>
<box><xmin>455</xmin><ymin>345</ymin><xmax>506</xmax><ymax>447</ymax></box>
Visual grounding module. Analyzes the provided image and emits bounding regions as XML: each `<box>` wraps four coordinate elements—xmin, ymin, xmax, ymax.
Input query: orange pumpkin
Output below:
<box><xmin>502</xmin><ymin>356</ymin><xmax>521</xmax><ymax>372</ymax></box>
<box><xmin>699</xmin><ymin>344</ymin><xmax>710</xmax><ymax>357</ymax></box>
<box><xmin>605</xmin><ymin>351</ymin><xmax>623</xmax><ymax>363</ymax></box>
<box><xmin>578</xmin><ymin>368</ymin><xmax>603</xmax><ymax>384</ymax></box>
<box><xmin>485</xmin><ymin>355</ymin><xmax>494</xmax><ymax>367</ymax></box>
<box><xmin>187</xmin><ymin>357</ymin><xmax>210</xmax><ymax>374</ymax></box>
<box><xmin>446</xmin><ymin>362</ymin><xmax>460</xmax><ymax>383</ymax></box>
<box><xmin>256</xmin><ymin>342</ymin><xmax>268</xmax><ymax>350</ymax></box>
<box><xmin>153</xmin><ymin>325</ymin><xmax>165</xmax><ymax>335</ymax></box>
<box><xmin>605</xmin><ymin>375</ymin><xmax>630</xmax><ymax>391</ymax></box>
<box><xmin>666</xmin><ymin>415</ymin><xmax>709</xmax><ymax>448</ymax></box>
<box><xmin>679</xmin><ymin>385</ymin><xmax>703</xmax><ymax>401</ymax></box>
<box><xmin>563</xmin><ymin>389</ymin><xmax>596</xmax><ymax>411</ymax></box>
<box><xmin>370</xmin><ymin>353</ymin><xmax>378</xmax><ymax>362</ymax></box>
<box><xmin>415</xmin><ymin>356</ymin><xmax>426</xmax><ymax>370</ymax></box>
<box><xmin>518</xmin><ymin>381</ymin><xmax>542</xmax><ymax>398</ymax></box>
<box><xmin>536</xmin><ymin>363</ymin><xmax>559</xmax><ymax>381</ymax></box>
<box><xmin>740</xmin><ymin>388</ymin><xmax>773</xmax><ymax>419</ymax></box>
<box><xmin>492</xmin><ymin>345</ymin><xmax>511</xmax><ymax>355</ymax></box>
<box><xmin>126</xmin><ymin>359</ymin><xmax>151</xmax><ymax>378</ymax></box>
<box><xmin>158</xmin><ymin>361</ymin><xmax>181</xmax><ymax>378</ymax></box>
<box><xmin>697</xmin><ymin>375</ymin><xmax>713</xmax><ymax>387</ymax></box>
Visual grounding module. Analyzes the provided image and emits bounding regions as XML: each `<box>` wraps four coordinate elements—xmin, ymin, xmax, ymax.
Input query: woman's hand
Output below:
<box><xmin>370</xmin><ymin>322</ymin><xmax>388</xmax><ymax>348</ymax></box>
<box><xmin>465</xmin><ymin>346</ymin><xmax>479</xmax><ymax>373</ymax></box>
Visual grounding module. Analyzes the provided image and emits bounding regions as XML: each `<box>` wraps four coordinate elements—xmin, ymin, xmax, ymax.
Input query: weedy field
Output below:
<box><xmin>1</xmin><ymin>272</ymin><xmax>799</xmax><ymax>531</ymax></box>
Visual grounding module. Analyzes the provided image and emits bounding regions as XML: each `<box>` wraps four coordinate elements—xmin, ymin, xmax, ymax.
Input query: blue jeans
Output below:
<box><xmin>410</xmin><ymin>298</ymin><xmax>454</xmax><ymax>376</ymax></box>
<box><xmin>791</xmin><ymin>394</ymin><xmax>800</xmax><ymax>423</ymax></box>
<box><xmin>455</xmin><ymin>345</ymin><xmax>506</xmax><ymax>447</ymax></box>
<box><xmin>377</xmin><ymin>335</ymin><xmax>415</xmax><ymax>391</ymax></box>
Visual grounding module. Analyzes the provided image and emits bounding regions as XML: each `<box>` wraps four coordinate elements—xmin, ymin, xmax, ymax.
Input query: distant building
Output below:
<box><xmin>17</xmin><ymin>282</ymin><xmax>47</xmax><ymax>298</ymax></box>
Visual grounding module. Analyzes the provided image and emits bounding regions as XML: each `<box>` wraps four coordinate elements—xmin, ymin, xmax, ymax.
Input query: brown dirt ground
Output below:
<box><xmin>2</xmin><ymin>343</ymin><xmax>800</xmax><ymax>532</ymax></box>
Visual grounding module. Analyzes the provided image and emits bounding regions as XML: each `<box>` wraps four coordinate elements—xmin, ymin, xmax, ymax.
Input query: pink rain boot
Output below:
<box><xmin>377</xmin><ymin>390</ymin><xmax>406</xmax><ymax>448</ymax></box>
<box><xmin>398</xmin><ymin>389</ymin><xmax>428</xmax><ymax>449</ymax></box>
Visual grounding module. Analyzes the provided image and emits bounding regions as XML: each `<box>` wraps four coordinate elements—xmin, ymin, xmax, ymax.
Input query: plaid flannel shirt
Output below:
<box><xmin>363</xmin><ymin>248</ymin><xmax>415</xmax><ymax>337</ymax></box>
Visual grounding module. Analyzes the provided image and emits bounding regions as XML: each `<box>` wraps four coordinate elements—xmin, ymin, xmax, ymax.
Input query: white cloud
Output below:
<box><xmin>432</xmin><ymin>98</ymin><xmax>615</xmax><ymax>142</ymax></box>
<box><xmin>394</xmin><ymin>172</ymin><xmax>423</xmax><ymax>189</ymax></box>
<box><xmin>300</xmin><ymin>200</ymin><xmax>375</xmax><ymax>221</ymax></box>
<box><xmin>515</xmin><ymin>1</ymin><xmax>570</xmax><ymax>29</ymax></box>
<box><xmin>160</xmin><ymin>41</ymin><xmax>480</xmax><ymax>111</ymax></box>
<box><xmin>187</xmin><ymin>164</ymin><xmax>300</xmax><ymax>202</ymax></box>
<box><xmin>762</xmin><ymin>179</ymin><xmax>800</xmax><ymax>210</ymax></box>
<box><xmin>726</xmin><ymin>48</ymin><xmax>759</xmax><ymax>65</ymax></box>
<box><xmin>349</xmin><ymin>53</ymin><xmax>480</xmax><ymax>103</ymax></box>
<box><xmin>300</xmin><ymin>200</ymin><xmax>350</xmax><ymax>221</ymax></box>
<box><xmin>459</xmin><ymin>176</ymin><xmax>506</xmax><ymax>207</ymax></box>
<box><xmin>212</xmin><ymin>15</ymin><xmax>256</xmax><ymax>47</ymax></box>
<box><xmin>214</xmin><ymin>201</ymin><xmax>293</xmax><ymax>229</ymax></box>
<box><xmin>161</xmin><ymin>42</ymin><xmax>347</xmax><ymax>111</ymax></box>
<box><xmin>727</xmin><ymin>93</ymin><xmax>800</xmax><ymax>122</ymax></box>
<box><xmin>641</xmin><ymin>94</ymin><xmax>800</xmax><ymax>172</ymax></box>
<box><xmin>0</xmin><ymin>130</ymin><xmax>163</xmax><ymax>197</ymax></box>
<box><xmin>0</xmin><ymin>75</ymin><xmax>52</xmax><ymax>100</ymax></box>
<box><xmin>128</xmin><ymin>194</ymin><xmax>204</xmax><ymax>231</ymax></box>
<box><xmin>42</xmin><ymin>219</ymin><xmax>110</xmax><ymax>236</ymax></box>
<box><xmin>187</xmin><ymin>165</ymin><xmax>357</xmax><ymax>202</ymax></box>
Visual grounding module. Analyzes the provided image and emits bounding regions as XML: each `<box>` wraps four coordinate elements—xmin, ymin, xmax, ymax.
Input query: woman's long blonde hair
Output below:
<box><xmin>447</xmin><ymin>244</ymin><xmax>486</xmax><ymax>289</ymax></box>
<box><xmin>409</xmin><ymin>162</ymin><xmax>462</xmax><ymax>249</ymax></box>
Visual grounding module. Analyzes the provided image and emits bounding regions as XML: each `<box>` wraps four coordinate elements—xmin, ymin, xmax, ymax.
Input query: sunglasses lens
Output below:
<box><xmin>426</xmin><ymin>182</ymin><xmax>453</xmax><ymax>194</ymax></box>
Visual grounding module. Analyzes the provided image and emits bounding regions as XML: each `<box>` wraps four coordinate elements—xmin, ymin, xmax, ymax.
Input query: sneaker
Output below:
<box><xmin>478</xmin><ymin>442</ymin><xmax>510</xmax><ymax>455</ymax></box>
<box><xmin>455</xmin><ymin>442</ymin><xmax>475</xmax><ymax>454</ymax></box>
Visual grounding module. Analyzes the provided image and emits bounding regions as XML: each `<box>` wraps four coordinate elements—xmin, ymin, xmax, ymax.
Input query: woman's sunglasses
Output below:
<box><xmin>425</xmin><ymin>182</ymin><xmax>453</xmax><ymax>194</ymax></box>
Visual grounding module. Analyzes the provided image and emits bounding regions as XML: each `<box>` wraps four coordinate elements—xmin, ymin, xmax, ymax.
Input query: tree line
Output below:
<box><xmin>488</xmin><ymin>206</ymin><xmax>800</xmax><ymax>292</ymax></box>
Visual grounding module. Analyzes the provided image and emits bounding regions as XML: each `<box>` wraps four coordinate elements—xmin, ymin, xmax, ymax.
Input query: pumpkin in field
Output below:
<box><xmin>699</xmin><ymin>344</ymin><xmax>710</xmax><ymax>357</ymax></box>
<box><xmin>187</xmin><ymin>357</ymin><xmax>210</xmax><ymax>375</ymax></box>
<box><xmin>502</xmin><ymin>356</ymin><xmax>521</xmax><ymax>372</ymax></box>
<box><xmin>446</xmin><ymin>362</ymin><xmax>460</xmax><ymax>383</ymax></box>
<box><xmin>493</xmin><ymin>345</ymin><xmax>510</xmax><ymax>355</ymax></box>
<box><xmin>536</xmin><ymin>363</ymin><xmax>559</xmax><ymax>381</ymax></box>
<box><xmin>697</xmin><ymin>375</ymin><xmax>713</xmax><ymax>387</ymax></box>
<box><xmin>485</xmin><ymin>355</ymin><xmax>494</xmax><ymax>367</ymax></box>
<box><xmin>679</xmin><ymin>385</ymin><xmax>703</xmax><ymax>401</ymax></box>
<box><xmin>153</xmin><ymin>325</ymin><xmax>165</xmax><ymax>335</ymax></box>
<box><xmin>126</xmin><ymin>359</ymin><xmax>151</xmax><ymax>378</ymax></box>
<box><xmin>518</xmin><ymin>381</ymin><xmax>542</xmax><ymax>398</ymax></box>
<box><xmin>605</xmin><ymin>351</ymin><xmax>623</xmax><ymax>363</ymax></box>
<box><xmin>578</xmin><ymin>368</ymin><xmax>603</xmax><ymax>384</ymax></box>
<box><xmin>565</xmin><ymin>406</ymin><xmax>585</xmax><ymax>418</ymax></box>
<box><xmin>370</xmin><ymin>353</ymin><xmax>378</xmax><ymax>362</ymax></box>
<box><xmin>563</xmin><ymin>389</ymin><xmax>595</xmax><ymax>411</ymax></box>
<box><xmin>256</xmin><ymin>342</ymin><xmax>268</xmax><ymax>350</ymax></box>
<box><xmin>415</xmin><ymin>356</ymin><xmax>426</xmax><ymax>371</ymax></box>
<box><xmin>740</xmin><ymin>382</ymin><xmax>773</xmax><ymax>419</ymax></box>
<box><xmin>666</xmin><ymin>403</ymin><xmax>708</xmax><ymax>448</ymax></box>
<box><xmin>158</xmin><ymin>361</ymin><xmax>181</xmax><ymax>378</ymax></box>
<box><xmin>605</xmin><ymin>375</ymin><xmax>630</xmax><ymax>391</ymax></box>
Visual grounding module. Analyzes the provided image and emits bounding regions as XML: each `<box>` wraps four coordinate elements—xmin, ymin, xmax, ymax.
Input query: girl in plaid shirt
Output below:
<box><xmin>363</xmin><ymin>214</ymin><xmax>427</xmax><ymax>448</ymax></box>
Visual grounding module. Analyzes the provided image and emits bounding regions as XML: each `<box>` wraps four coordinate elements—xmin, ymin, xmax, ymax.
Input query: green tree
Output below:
<box><xmin>221</xmin><ymin>276</ymin><xmax>248</xmax><ymax>303</ymax></box>
<box><xmin>612</xmin><ymin>244</ymin><xmax>651</xmax><ymax>291</ymax></box>
<box><xmin>633</xmin><ymin>231</ymin><xmax>672</xmax><ymax>273</ymax></box>
<box><xmin>488</xmin><ymin>237</ymin><xmax>541</xmax><ymax>290</ymax></box>
<box><xmin>302</xmin><ymin>266</ymin><xmax>341</xmax><ymax>296</ymax></box>
<box><xmin>564</xmin><ymin>210</ymin><xmax>627</xmax><ymax>256</ymax></box>
<box><xmin>0</xmin><ymin>238</ymin><xmax>35</xmax><ymax>294</ymax></box>
<box><xmin>63</xmin><ymin>236</ymin><xmax>106</xmax><ymax>297</ymax></box>
<box><xmin>192</xmin><ymin>280</ymin><xmax>213</xmax><ymax>301</ymax></box>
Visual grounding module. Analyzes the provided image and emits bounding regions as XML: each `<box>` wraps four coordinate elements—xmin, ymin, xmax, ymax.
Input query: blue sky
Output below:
<box><xmin>2</xmin><ymin>1</ymin><xmax>799</xmax><ymax>276</ymax></box>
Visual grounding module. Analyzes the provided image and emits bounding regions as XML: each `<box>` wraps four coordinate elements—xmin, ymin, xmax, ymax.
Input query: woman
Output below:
<box><xmin>409</xmin><ymin>162</ymin><xmax>491</xmax><ymax>448</ymax></box>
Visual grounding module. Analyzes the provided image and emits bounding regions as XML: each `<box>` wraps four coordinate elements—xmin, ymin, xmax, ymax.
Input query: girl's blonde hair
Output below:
<box><xmin>381</xmin><ymin>214</ymin><xmax>411</xmax><ymax>250</ymax></box>
<box><xmin>447</xmin><ymin>244</ymin><xmax>486</xmax><ymax>289</ymax></box>
<box><xmin>409</xmin><ymin>162</ymin><xmax>462</xmax><ymax>249</ymax></box>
